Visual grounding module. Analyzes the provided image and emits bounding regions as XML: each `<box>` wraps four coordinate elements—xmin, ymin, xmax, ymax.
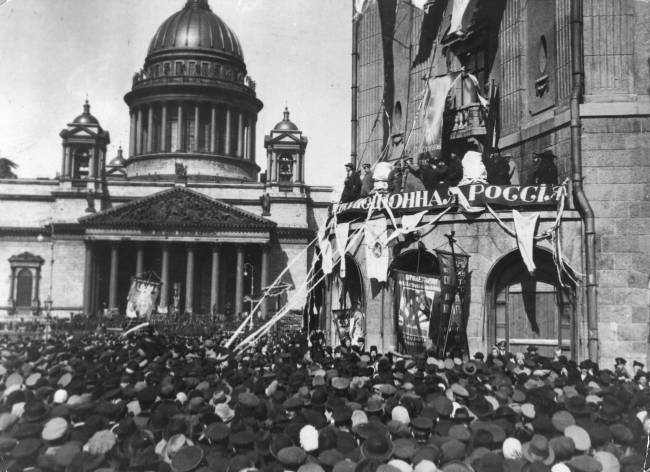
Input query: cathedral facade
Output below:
<box><xmin>0</xmin><ymin>0</ymin><xmax>331</xmax><ymax>322</ymax></box>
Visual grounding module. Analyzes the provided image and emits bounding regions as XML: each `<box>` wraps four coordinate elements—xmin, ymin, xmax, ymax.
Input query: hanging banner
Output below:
<box><xmin>394</xmin><ymin>270</ymin><xmax>442</xmax><ymax>355</ymax></box>
<box><xmin>434</xmin><ymin>251</ymin><xmax>470</xmax><ymax>357</ymax></box>
<box><xmin>125</xmin><ymin>277</ymin><xmax>161</xmax><ymax>319</ymax></box>
<box><xmin>334</xmin><ymin>184</ymin><xmax>563</xmax><ymax>217</ymax></box>
<box><xmin>365</xmin><ymin>217</ymin><xmax>389</xmax><ymax>283</ymax></box>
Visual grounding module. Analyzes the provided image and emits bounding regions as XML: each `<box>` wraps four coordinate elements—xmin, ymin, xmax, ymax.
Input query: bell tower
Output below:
<box><xmin>59</xmin><ymin>100</ymin><xmax>110</xmax><ymax>193</ymax></box>
<box><xmin>264</xmin><ymin>107</ymin><xmax>308</xmax><ymax>192</ymax></box>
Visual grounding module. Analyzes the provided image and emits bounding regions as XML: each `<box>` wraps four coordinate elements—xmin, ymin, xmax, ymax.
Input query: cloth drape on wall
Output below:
<box><xmin>365</xmin><ymin>217</ymin><xmax>389</xmax><ymax>282</ymax></box>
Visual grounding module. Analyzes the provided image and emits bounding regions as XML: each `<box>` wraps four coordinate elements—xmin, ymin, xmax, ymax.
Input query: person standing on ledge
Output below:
<box><xmin>340</xmin><ymin>162</ymin><xmax>361</xmax><ymax>203</ymax></box>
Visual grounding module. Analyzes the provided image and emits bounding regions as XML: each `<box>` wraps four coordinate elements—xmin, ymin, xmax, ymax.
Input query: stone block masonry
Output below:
<box><xmin>582</xmin><ymin>115</ymin><xmax>650</xmax><ymax>366</ymax></box>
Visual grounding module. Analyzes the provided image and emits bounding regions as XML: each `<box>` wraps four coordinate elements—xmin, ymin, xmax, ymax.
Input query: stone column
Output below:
<box><xmin>83</xmin><ymin>243</ymin><xmax>92</xmax><ymax>314</ymax></box>
<box><xmin>177</xmin><ymin>103</ymin><xmax>183</xmax><ymax>152</ymax></box>
<box><xmin>225</xmin><ymin>106</ymin><xmax>232</xmax><ymax>155</ymax></box>
<box><xmin>61</xmin><ymin>147</ymin><xmax>66</xmax><ymax>178</ymax></box>
<box><xmin>161</xmin><ymin>103</ymin><xmax>168</xmax><ymax>152</ymax></box>
<box><xmin>136</xmin><ymin>244</ymin><xmax>144</xmax><ymax>275</ymax></box>
<box><xmin>89</xmin><ymin>148</ymin><xmax>97</xmax><ymax>179</ymax></box>
<box><xmin>136</xmin><ymin>107</ymin><xmax>143</xmax><ymax>155</ymax></box>
<box><xmin>244</xmin><ymin>118</ymin><xmax>250</xmax><ymax>160</ymax></box>
<box><xmin>160</xmin><ymin>244</ymin><xmax>170</xmax><ymax>311</ymax></box>
<box><xmin>235</xmin><ymin>245</ymin><xmax>244</xmax><ymax>315</ymax></box>
<box><xmin>210</xmin><ymin>105</ymin><xmax>217</xmax><ymax>153</ymax></box>
<box><xmin>147</xmin><ymin>105</ymin><xmax>154</xmax><ymax>153</ymax></box>
<box><xmin>237</xmin><ymin>111</ymin><xmax>244</xmax><ymax>157</ymax></box>
<box><xmin>194</xmin><ymin>104</ymin><xmax>200</xmax><ymax>152</ymax></box>
<box><xmin>129</xmin><ymin>111</ymin><xmax>136</xmax><ymax>157</ymax></box>
<box><xmin>108</xmin><ymin>243</ymin><xmax>119</xmax><ymax>311</ymax></box>
<box><xmin>267</xmin><ymin>151</ymin><xmax>272</xmax><ymax>182</ymax></box>
<box><xmin>260</xmin><ymin>245</ymin><xmax>270</xmax><ymax>319</ymax></box>
<box><xmin>185</xmin><ymin>244</ymin><xmax>195</xmax><ymax>315</ymax></box>
<box><xmin>251</xmin><ymin>118</ymin><xmax>256</xmax><ymax>163</ymax></box>
<box><xmin>8</xmin><ymin>267</ymin><xmax>15</xmax><ymax>310</ymax></box>
<box><xmin>32</xmin><ymin>268</ymin><xmax>40</xmax><ymax>307</ymax></box>
<box><xmin>63</xmin><ymin>147</ymin><xmax>71</xmax><ymax>178</ymax></box>
<box><xmin>210</xmin><ymin>244</ymin><xmax>220</xmax><ymax>314</ymax></box>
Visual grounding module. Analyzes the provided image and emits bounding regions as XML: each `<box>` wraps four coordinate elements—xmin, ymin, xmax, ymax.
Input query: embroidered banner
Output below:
<box><xmin>434</xmin><ymin>251</ymin><xmax>470</xmax><ymax>357</ymax></box>
<box><xmin>126</xmin><ymin>278</ymin><xmax>161</xmax><ymax>319</ymax></box>
<box><xmin>394</xmin><ymin>270</ymin><xmax>442</xmax><ymax>355</ymax></box>
<box><xmin>334</xmin><ymin>184</ymin><xmax>562</xmax><ymax>216</ymax></box>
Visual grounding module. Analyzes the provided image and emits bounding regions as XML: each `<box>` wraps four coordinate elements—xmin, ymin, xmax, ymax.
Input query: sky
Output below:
<box><xmin>0</xmin><ymin>0</ymin><xmax>351</xmax><ymax>195</ymax></box>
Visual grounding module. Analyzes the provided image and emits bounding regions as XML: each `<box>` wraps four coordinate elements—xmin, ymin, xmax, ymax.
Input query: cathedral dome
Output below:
<box><xmin>147</xmin><ymin>0</ymin><xmax>243</xmax><ymax>61</ymax></box>
<box><xmin>274</xmin><ymin>107</ymin><xmax>299</xmax><ymax>131</ymax></box>
<box><xmin>72</xmin><ymin>100</ymin><xmax>99</xmax><ymax>126</ymax></box>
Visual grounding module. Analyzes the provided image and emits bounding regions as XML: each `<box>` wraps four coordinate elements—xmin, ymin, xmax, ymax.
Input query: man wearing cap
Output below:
<box><xmin>340</xmin><ymin>163</ymin><xmax>362</xmax><ymax>203</ymax></box>
<box><xmin>532</xmin><ymin>150</ymin><xmax>558</xmax><ymax>185</ymax></box>
<box><xmin>360</xmin><ymin>163</ymin><xmax>374</xmax><ymax>197</ymax></box>
<box><xmin>614</xmin><ymin>357</ymin><xmax>631</xmax><ymax>380</ymax></box>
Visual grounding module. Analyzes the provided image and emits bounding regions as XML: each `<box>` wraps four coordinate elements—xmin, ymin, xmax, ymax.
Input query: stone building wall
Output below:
<box><xmin>581</xmin><ymin>114</ymin><xmax>650</xmax><ymax>365</ymax></box>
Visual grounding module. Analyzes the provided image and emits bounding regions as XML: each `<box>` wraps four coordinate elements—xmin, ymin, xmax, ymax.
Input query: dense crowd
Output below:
<box><xmin>0</xmin><ymin>328</ymin><xmax>648</xmax><ymax>472</ymax></box>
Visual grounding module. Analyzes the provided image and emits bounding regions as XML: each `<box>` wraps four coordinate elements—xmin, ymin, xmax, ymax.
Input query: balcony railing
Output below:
<box><xmin>444</xmin><ymin>103</ymin><xmax>487</xmax><ymax>140</ymax></box>
<box><xmin>131</xmin><ymin>72</ymin><xmax>256</xmax><ymax>93</ymax></box>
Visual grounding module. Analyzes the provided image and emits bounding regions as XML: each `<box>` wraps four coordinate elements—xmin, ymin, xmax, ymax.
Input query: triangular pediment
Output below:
<box><xmin>269</xmin><ymin>131</ymin><xmax>301</xmax><ymax>143</ymax></box>
<box><xmin>79</xmin><ymin>187</ymin><xmax>275</xmax><ymax>231</ymax></box>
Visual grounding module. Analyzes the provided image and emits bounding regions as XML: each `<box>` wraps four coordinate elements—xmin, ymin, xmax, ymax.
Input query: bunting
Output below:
<box><xmin>513</xmin><ymin>210</ymin><xmax>540</xmax><ymax>275</ymax></box>
<box><xmin>387</xmin><ymin>210</ymin><xmax>427</xmax><ymax>243</ymax></box>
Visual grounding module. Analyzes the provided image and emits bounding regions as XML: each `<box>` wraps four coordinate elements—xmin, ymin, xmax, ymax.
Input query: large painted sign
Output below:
<box><xmin>394</xmin><ymin>270</ymin><xmax>442</xmax><ymax>355</ymax></box>
<box><xmin>335</xmin><ymin>184</ymin><xmax>563</xmax><ymax>216</ymax></box>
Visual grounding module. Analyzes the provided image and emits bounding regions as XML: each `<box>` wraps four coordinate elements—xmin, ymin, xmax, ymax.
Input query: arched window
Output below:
<box><xmin>486</xmin><ymin>248</ymin><xmax>576</xmax><ymax>357</ymax></box>
<box><xmin>15</xmin><ymin>269</ymin><xmax>33</xmax><ymax>308</ymax></box>
<box><xmin>278</xmin><ymin>154</ymin><xmax>294</xmax><ymax>183</ymax></box>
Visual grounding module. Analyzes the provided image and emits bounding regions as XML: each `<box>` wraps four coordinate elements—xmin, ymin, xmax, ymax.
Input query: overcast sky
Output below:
<box><xmin>0</xmin><ymin>0</ymin><xmax>351</xmax><ymax>194</ymax></box>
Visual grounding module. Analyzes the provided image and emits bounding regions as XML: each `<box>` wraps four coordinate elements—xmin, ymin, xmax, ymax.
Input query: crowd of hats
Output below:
<box><xmin>0</xmin><ymin>330</ymin><xmax>649</xmax><ymax>472</ymax></box>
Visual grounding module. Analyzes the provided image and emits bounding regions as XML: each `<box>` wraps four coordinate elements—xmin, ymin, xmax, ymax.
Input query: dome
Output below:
<box><xmin>108</xmin><ymin>147</ymin><xmax>126</xmax><ymax>167</ymax></box>
<box><xmin>274</xmin><ymin>107</ymin><xmax>299</xmax><ymax>131</ymax></box>
<box><xmin>147</xmin><ymin>0</ymin><xmax>244</xmax><ymax>60</ymax></box>
<box><xmin>72</xmin><ymin>100</ymin><xmax>99</xmax><ymax>125</ymax></box>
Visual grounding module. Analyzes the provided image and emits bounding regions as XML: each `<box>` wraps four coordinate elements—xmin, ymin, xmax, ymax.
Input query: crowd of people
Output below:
<box><xmin>340</xmin><ymin>145</ymin><xmax>559</xmax><ymax>204</ymax></box>
<box><xmin>0</xmin><ymin>328</ymin><xmax>647</xmax><ymax>472</ymax></box>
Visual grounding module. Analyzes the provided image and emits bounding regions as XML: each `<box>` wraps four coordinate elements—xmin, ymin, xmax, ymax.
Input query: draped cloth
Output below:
<box><xmin>365</xmin><ymin>217</ymin><xmax>389</xmax><ymax>282</ymax></box>
<box><xmin>334</xmin><ymin>222</ymin><xmax>350</xmax><ymax>278</ymax></box>
<box><xmin>513</xmin><ymin>209</ymin><xmax>540</xmax><ymax>275</ymax></box>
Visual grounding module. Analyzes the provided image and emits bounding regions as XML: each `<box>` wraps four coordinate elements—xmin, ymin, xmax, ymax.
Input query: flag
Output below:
<box><xmin>354</xmin><ymin>0</ymin><xmax>376</xmax><ymax>21</ymax></box>
<box><xmin>387</xmin><ymin>210</ymin><xmax>427</xmax><ymax>243</ymax></box>
<box><xmin>321</xmin><ymin>240</ymin><xmax>334</xmax><ymax>275</ymax></box>
<box><xmin>422</xmin><ymin>73</ymin><xmax>461</xmax><ymax>147</ymax></box>
<box><xmin>334</xmin><ymin>222</ymin><xmax>350</xmax><ymax>278</ymax></box>
<box><xmin>412</xmin><ymin>0</ymin><xmax>448</xmax><ymax>68</ymax></box>
<box><xmin>513</xmin><ymin>210</ymin><xmax>539</xmax><ymax>275</ymax></box>
<box><xmin>364</xmin><ymin>217</ymin><xmax>389</xmax><ymax>282</ymax></box>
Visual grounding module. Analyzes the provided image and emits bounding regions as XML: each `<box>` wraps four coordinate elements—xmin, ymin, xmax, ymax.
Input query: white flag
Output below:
<box><xmin>513</xmin><ymin>210</ymin><xmax>539</xmax><ymax>275</ymax></box>
<box><xmin>422</xmin><ymin>73</ymin><xmax>461</xmax><ymax>147</ymax></box>
<box><xmin>449</xmin><ymin>0</ymin><xmax>471</xmax><ymax>36</ymax></box>
<box><xmin>365</xmin><ymin>218</ymin><xmax>389</xmax><ymax>282</ymax></box>
<box><xmin>334</xmin><ymin>222</ymin><xmax>350</xmax><ymax>278</ymax></box>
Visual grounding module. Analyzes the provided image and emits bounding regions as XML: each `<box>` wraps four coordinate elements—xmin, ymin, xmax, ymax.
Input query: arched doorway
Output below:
<box><xmin>15</xmin><ymin>268</ymin><xmax>33</xmax><ymax>308</ymax></box>
<box><xmin>486</xmin><ymin>248</ymin><xmax>576</xmax><ymax>357</ymax></box>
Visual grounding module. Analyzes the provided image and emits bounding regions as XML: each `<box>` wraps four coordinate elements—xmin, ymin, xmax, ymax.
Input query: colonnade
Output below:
<box><xmin>128</xmin><ymin>102</ymin><xmax>256</xmax><ymax>162</ymax></box>
<box><xmin>83</xmin><ymin>241</ymin><xmax>270</xmax><ymax>318</ymax></box>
